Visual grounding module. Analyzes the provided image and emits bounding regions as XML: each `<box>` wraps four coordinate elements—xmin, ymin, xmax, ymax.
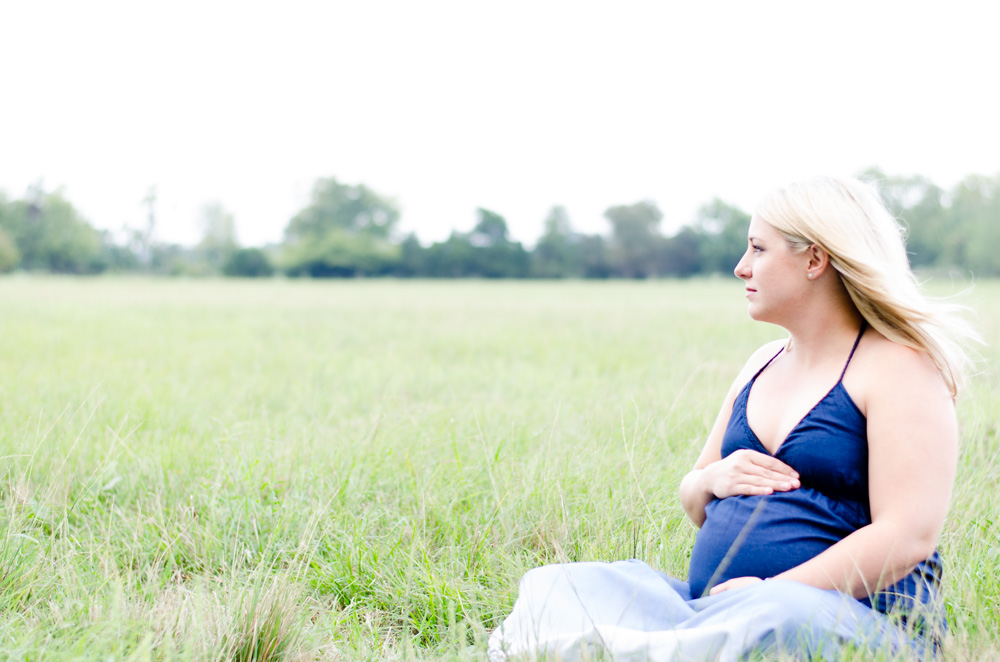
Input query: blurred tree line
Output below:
<box><xmin>1</xmin><ymin>169</ymin><xmax>998</xmax><ymax>278</ymax></box>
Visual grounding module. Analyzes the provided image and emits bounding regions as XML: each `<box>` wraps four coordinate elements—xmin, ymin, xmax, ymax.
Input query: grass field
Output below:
<box><xmin>0</xmin><ymin>276</ymin><xmax>998</xmax><ymax>661</ymax></box>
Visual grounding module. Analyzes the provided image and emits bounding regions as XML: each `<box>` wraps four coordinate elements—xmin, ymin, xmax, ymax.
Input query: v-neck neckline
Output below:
<box><xmin>741</xmin><ymin>324</ymin><xmax>867</xmax><ymax>456</ymax></box>
<box><xmin>742</xmin><ymin>378</ymin><xmax>846</xmax><ymax>457</ymax></box>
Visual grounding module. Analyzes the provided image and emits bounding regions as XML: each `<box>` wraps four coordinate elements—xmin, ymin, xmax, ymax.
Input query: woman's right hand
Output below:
<box><xmin>681</xmin><ymin>449</ymin><xmax>800</xmax><ymax>527</ymax></box>
<box><xmin>702</xmin><ymin>449</ymin><xmax>800</xmax><ymax>498</ymax></box>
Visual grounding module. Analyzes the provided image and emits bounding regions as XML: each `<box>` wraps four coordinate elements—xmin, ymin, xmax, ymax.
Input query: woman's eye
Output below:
<box><xmin>751</xmin><ymin>244</ymin><xmax>762</xmax><ymax>253</ymax></box>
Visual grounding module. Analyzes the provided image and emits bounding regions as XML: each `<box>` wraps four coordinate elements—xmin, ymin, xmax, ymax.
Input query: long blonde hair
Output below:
<box><xmin>755</xmin><ymin>175</ymin><xmax>978</xmax><ymax>397</ymax></box>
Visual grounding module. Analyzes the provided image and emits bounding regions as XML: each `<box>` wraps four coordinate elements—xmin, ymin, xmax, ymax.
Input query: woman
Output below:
<box><xmin>489</xmin><ymin>176</ymin><xmax>976</xmax><ymax>661</ymax></box>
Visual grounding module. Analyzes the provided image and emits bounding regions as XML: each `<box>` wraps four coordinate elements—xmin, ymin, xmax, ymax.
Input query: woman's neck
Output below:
<box><xmin>783</xmin><ymin>308</ymin><xmax>865</xmax><ymax>367</ymax></box>
<box><xmin>780</xmin><ymin>273</ymin><xmax>864</xmax><ymax>364</ymax></box>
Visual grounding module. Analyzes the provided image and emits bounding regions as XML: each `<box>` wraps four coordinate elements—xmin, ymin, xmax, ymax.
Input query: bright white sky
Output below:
<box><xmin>2</xmin><ymin>1</ymin><xmax>998</xmax><ymax>247</ymax></box>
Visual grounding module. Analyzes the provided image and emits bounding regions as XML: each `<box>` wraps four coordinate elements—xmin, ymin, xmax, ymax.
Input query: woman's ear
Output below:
<box><xmin>805</xmin><ymin>244</ymin><xmax>830</xmax><ymax>280</ymax></box>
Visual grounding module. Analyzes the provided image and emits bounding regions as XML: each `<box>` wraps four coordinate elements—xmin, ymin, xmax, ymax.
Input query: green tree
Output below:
<box><xmin>424</xmin><ymin>232</ymin><xmax>476</xmax><ymax>277</ymax></box>
<box><xmin>0</xmin><ymin>226</ymin><xmax>19</xmax><ymax>272</ymax></box>
<box><xmin>0</xmin><ymin>193</ymin><xmax>19</xmax><ymax>272</ymax></box>
<box><xmin>577</xmin><ymin>234</ymin><xmax>612</xmax><ymax>279</ymax></box>
<box><xmin>532</xmin><ymin>206</ymin><xmax>581</xmax><ymax>278</ymax></box>
<box><xmin>283</xmin><ymin>178</ymin><xmax>401</xmax><ymax>277</ymax></box>
<box><xmin>467</xmin><ymin>208</ymin><xmax>529</xmax><ymax>278</ymax></box>
<box><xmin>149</xmin><ymin>243</ymin><xmax>195</xmax><ymax>276</ymax></box>
<box><xmin>948</xmin><ymin>174</ymin><xmax>1000</xmax><ymax>276</ymax></box>
<box><xmin>134</xmin><ymin>186</ymin><xmax>158</xmax><ymax>267</ymax></box>
<box><xmin>0</xmin><ymin>184</ymin><xmax>103</xmax><ymax>273</ymax></box>
<box><xmin>604</xmin><ymin>200</ymin><xmax>664</xmax><ymax>278</ymax></box>
<box><xmin>283</xmin><ymin>231</ymin><xmax>400</xmax><ymax>277</ymax></box>
<box><xmin>691</xmin><ymin>198</ymin><xmax>750</xmax><ymax>274</ymax></box>
<box><xmin>859</xmin><ymin>168</ymin><xmax>948</xmax><ymax>268</ymax></box>
<box><xmin>659</xmin><ymin>227</ymin><xmax>702</xmax><ymax>277</ymax></box>
<box><xmin>198</xmin><ymin>201</ymin><xmax>239</xmax><ymax>272</ymax></box>
<box><xmin>223</xmin><ymin>248</ymin><xmax>275</xmax><ymax>277</ymax></box>
<box><xmin>394</xmin><ymin>233</ymin><xmax>426</xmax><ymax>277</ymax></box>
<box><xmin>285</xmin><ymin>178</ymin><xmax>399</xmax><ymax>241</ymax></box>
<box><xmin>96</xmin><ymin>230</ymin><xmax>141</xmax><ymax>272</ymax></box>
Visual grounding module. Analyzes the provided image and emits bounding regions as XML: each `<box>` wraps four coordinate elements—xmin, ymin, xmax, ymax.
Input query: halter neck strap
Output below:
<box><xmin>838</xmin><ymin>322</ymin><xmax>867</xmax><ymax>382</ymax></box>
<box><xmin>752</xmin><ymin>321</ymin><xmax>868</xmax><ymax>385</ymax></box>
<box><xmin>752</xmin><ymin>345</ymin><xmax>785</xmax><ymax>381</ymax></box>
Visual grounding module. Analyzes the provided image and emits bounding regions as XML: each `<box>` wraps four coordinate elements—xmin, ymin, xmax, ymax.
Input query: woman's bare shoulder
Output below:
<box><xmin>852</xmin><ymin>331</ymin><xmax>951</xmax><ymax>411</ymax></box>
<box><xmin>730</xmin><ymin>338</ymin><xmax>787</xmax><ymax>390</ymax></box>
<box><xmin>863</xmin><ymin>332</ymin><xmax>944</xmax><ymax>379</ymax></box>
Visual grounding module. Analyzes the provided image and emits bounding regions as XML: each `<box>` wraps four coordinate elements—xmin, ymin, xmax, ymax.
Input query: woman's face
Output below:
<box><xmin>733</xmin><ymin>217</ymin><xmax>810</xmax><ymax>324</ymax></box>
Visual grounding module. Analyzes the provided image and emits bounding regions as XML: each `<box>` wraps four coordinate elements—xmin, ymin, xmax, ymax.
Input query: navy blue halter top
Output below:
<box><xmin>687</xmin><ymin>325</ymin><xmax>943</xmax><ymax>621</ymax></box>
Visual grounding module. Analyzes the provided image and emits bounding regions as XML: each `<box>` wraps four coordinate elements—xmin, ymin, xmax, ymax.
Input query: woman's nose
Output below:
<box><xmin>734</xmin><ymin>251</ymin><xmax>750</xmax><ymax>279</ymax></box>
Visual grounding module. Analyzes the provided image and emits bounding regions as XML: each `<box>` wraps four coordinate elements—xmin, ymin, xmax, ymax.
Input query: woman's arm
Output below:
<box><xmin>680</xmin><ymin>340</ymin><xmax>802</xmax><ymax>527</ymax></box>
<box><xmin>715</xmin><ymin>343</ymin><xmax>957</xmax><ymax>597</ymax></box>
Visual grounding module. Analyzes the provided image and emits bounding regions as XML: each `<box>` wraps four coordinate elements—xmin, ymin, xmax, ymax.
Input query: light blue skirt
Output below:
<box><xmin>488</xmin><ymin>560</ymin><xmax>934</xmax><ymax>661</ymax></box>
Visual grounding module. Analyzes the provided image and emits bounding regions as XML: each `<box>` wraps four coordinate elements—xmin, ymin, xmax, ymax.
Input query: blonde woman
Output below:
<box><xmin>489</xmin><ymin>176</ymin><xmax>975</xmax><ymax>661</ymax></box>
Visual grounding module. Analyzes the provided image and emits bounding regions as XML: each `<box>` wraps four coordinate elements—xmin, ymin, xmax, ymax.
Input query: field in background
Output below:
<box><xmin>0</xmin><ymin>276</ymin><xmax>997</xmax><ymax>660</ymax></box>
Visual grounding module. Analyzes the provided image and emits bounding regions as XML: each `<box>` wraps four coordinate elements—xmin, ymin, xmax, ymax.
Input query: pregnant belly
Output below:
<box><xmin>687</xmin><ymin>488</ymin><xmax>869</xmax><ymax>598</ymax></box>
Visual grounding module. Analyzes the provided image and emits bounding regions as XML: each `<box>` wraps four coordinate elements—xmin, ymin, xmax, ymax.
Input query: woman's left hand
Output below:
<box><xmin>708</xmin><ymin>576</ymin><xmax>763</xmax><ymax>595</ymax></box>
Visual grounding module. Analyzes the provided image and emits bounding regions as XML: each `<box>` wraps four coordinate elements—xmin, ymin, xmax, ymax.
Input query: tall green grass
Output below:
<box><xmin>0</xmin><ymin>276</ymin><xmax>996</xmax><ymax>660</ymax></box>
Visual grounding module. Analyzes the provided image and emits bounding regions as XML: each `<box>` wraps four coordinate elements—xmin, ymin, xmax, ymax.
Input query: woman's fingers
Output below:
<box><xmin>709</xmin><ymin>576</ymin><xmax>764</xmax><ymax>595</ymax></box>
<box><xmin>758</xmin><ymin>469</ymin><xmax>800</xmax><ymax>490</ymax></box>
<box><xmin>734</xmin><ymin>483</ymin><xmax>776</xmax><ymax>496</ymax></box>
<box><xmin>743</xmin><ymin>454</ymin><xmax>800</xmax><ymax>489</ymax></box>
<box><xmin>711</xmin><ymin>450</ymin><xmax>801</xmax><ymax>497</ymax></box>
<box><xmin>734</xmin><ymin>480</ymin><xmax>795</xmax><ymax>495</ymax></box>
<box><xmin>747</xmin><ymin>452</ymin><xmax>799</xmax><ymax>480</ymax></box>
